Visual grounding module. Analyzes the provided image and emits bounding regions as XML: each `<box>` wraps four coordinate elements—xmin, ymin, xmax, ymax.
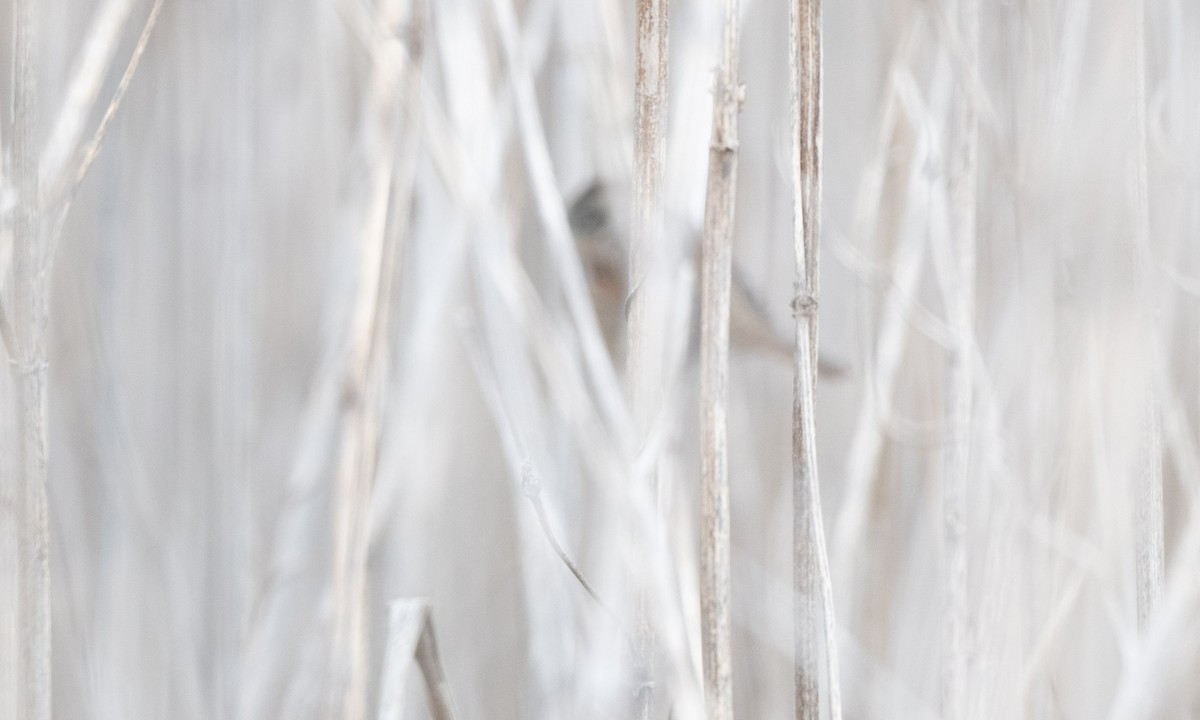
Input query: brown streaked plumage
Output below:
<box><xmin>567</xmin><ymin>180</ymin><xmax>846</xmax><ymax>377</ymax></box>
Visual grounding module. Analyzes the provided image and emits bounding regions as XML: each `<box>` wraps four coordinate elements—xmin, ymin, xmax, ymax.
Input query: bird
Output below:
<box><xmin>567</xmin><ymin>179</ymin><xmax>845</xmax><ymax>377</ymax></box>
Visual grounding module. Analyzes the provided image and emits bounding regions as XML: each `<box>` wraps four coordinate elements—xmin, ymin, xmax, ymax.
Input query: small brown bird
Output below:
<box><xmin>567</xmin><ymin>180</ymin><xmax>845</xmax><ymax>377</ymax></box>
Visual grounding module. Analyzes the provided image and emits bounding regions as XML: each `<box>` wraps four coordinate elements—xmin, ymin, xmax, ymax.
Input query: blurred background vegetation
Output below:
<box><xmin>2</xmin><ymin>0</ymin><xmax>1200</xmax><ymax>718</ymax></box>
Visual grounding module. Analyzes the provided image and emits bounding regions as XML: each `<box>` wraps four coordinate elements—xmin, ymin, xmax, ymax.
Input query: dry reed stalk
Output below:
<box><xmin>376</xmin><ymin>599</ymin><xmax>459</xmax><ymax>720</ymax></box>
<box><xmin>329</xmin><ymin>3</ymin><xmax>424</xmax><ymax>718</ymax></box>
<box><xmin>832</xmin><ymin>46</ymin><xmax>954</xmax><ymax>597</ymax></box>
<box><xmin>488</xmin><ymin>0</ymin><xmax>629</xmax><ymax>442</ymax></box>
<box><xmin>790</xmin><ymin>0</ymin><xmax>840</xmax><ymax>718</ymax></box>
<box><xmin>829</xmin><ymin>34</ymin><xmax>921</xmax><ymax>577</ymax></box>
<box><xmin>0</xmin><ymin>3</ymin><xmax>162</xmax><ymax>714</ymax></box>
<box><xmin>40</xmin><ymin>0</ymin><xmax>136</xmax><ymax>201</ymax></box>
<box><xmin>245</xmin><ymin>8</ymin><xmax>465</xmax><ymax>697</ymax></box>
<box><xmin>462</xmin><ymin>318</ymin><xmax>622</xmax><ymax>630</ymax></box>
<box><xmin>631</xmin><ymin>0</ymin><xmax>668</xmax><ymax>715</ymax></box>
<box><xmin>481</xmin><ymin>22</ymin><xmax>648</xmax><ymax>647</ymax></box>
<box><xmin>941</xmin><ymin>0</ymin><xmax>979</xmax><ymax>715</ymax></box>
<box><xmin>405</xmin><ymin>0</ymin><xmax>635</xmax><ymax>633</ymax></box>
<box><xmin>698</xmin><ymin>0</ymin><xmax>743</xmax><ymax>717</ymax></box>
<box><xmin>9</xmin><ymin>1</ymin><xmax>50</xmax><ymax>718</ymax></box>
<box><xmin>362</xmin><ymin>0</ymin><xmax>551</xmax><ymax>548</ymax></box>
<box><xmin>488</xmin><ymin>1</ymin><xmax>677</xmax><ymax>709</ymax></box>
<box><xmin>1109</xmin><ymin>513</ymin><xmax>1200</xmax><ymax>720</ymax></box>
<box><xmin>1130</xmin><ymin>0</ymin><xmax>1164</xmax><ymax>632</ymax></box>
<box><xmin>630</xmin><ymin>0</ymin><xmax>669</xmax><ymax>403</ymax></box>
<box><xmin>43</xmin><ymin>0</ymin><xmax>165</xmax><ymax>276</ymax></box>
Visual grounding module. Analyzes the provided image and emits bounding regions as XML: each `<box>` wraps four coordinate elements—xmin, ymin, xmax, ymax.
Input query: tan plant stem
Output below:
<box><xmin>698</xmin><ymin>0</ymin><xmax>743</xmax><ymax>716</ymax></box>
<box><xmin>791</xmin><ymin>0</ymin><xmax>841</xmax><ymax>718</ymax></box>
<box><xmin>631</xmin><ymin>0</ymin><xmax>669</xmax><ymax>716</ymax></box>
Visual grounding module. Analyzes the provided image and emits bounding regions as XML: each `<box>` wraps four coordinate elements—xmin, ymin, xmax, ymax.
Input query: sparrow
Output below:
<box><xmin>567</xmin><ymin>180</ymin><xmax>845</xmax><ymax>377</ymax></box>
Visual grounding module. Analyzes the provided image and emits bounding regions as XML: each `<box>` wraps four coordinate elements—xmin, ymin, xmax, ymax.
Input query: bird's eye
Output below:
<box><xmin>568</xmin><ymin>183</ymin><xmax>610</xmax><ymax>234</ymax></box>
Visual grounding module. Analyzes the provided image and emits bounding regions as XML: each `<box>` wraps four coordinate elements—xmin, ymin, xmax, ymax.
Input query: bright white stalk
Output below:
<box><xmin>8</xmin><ymin>0</ymin><xmax>50</xmax><ymax>718</ymax></box>
<box><xmin>329</xmin><ymin>2</ymin><xmax>424</xmax><ymax>718</ymax></box>
<box><xmin>376</xmin><ymin>599</ymin><xmax>459</xmax><ymax>720</ymax></box>
<box><xmin>40</xmin><ymin>0</ymin><xmax>135</xmax><ymax>201</ymax></box>
<box><xmin>43</xmin><ymin>0</ymin><xmax>166</xmax><ymax>270</ymax></box>
<box><xmin>1131</xmin><ymin>0</ymin><xmax>1164</xmax><ymax>633</ymax></box>
<box><xmin>941</xmin><ymin>0</ymin><xmax>979</xmax><ymax>715</ymax></box>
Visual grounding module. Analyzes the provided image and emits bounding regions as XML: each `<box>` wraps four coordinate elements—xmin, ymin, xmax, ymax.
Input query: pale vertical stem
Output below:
<box><xmin>39</xmin><ymin>0</ymin><xmax>135</xmax><ymax>198</ymax></box>
<box><xmin>10</xmin><ymin>1</ymin><xmax>51</xmax><ymax>719</ymax></box>
<box><xmin>376</xmin><ymin>603</ymin><xmax>425</xmax><ymax>720</ymax></box>
<box><xmin>412</xmin><ymin>610</ymin><xmax>459</xmax><ymax>720</ymax></box>
<box><xmin>942</xmin><ymin>0</ymin><xmax>978</xmax><ymax>716</ymax></box>
<box><xmin>329</xmin><ymin>136</ymin><xmax>393</xmax><ymax>720</ymax></box>
<box><xmin>1131</xmin><ymin>0</ymin><xmax>1163</xmax><ymax>632</ymax></box>
<box><xmin>1109</xmin><ymin>518</ymin><xmax>1200</xmax><ymax>720</ymax></box>
<box><xmin>330</xmin><ymin>3</ymin><xmax>425</xmax><ymax>719</ymax></box>
<box><xmin>213</xmin><ymin>3</ymin><xmax>255</xmax><ymax>714</ymax></box>
<box><xmin>631</xmin><ymin>0</ymin><xmax>668</xmax><ymax>716</ymax></box>
<box><xmin>791</xmin><ymin>0</ymin><xmax>841</xmax><ymax>719</ymax></box>
<box><xmin>376</xmin><ymin>600</ymin><xmax>459</xmax><ymax>720</ymax></box>
<box><xmin>1134</xmin><ymin>404</ymin><xmax>1164</xmax><ymax>631</ymax></box>
<box><xmin>630</xmin><ymin>0</ymin><xmax>668</xmax><ymax>388</ymax></box>
<box><xmin>43</xmin><ymin>0</ymin><xmax>166</xmax><ymax>271</ymax></box>
<box><xmin>698</xmin><ymin>0</ymin><xmax>740</xmax><ymax>716</ymax></box>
